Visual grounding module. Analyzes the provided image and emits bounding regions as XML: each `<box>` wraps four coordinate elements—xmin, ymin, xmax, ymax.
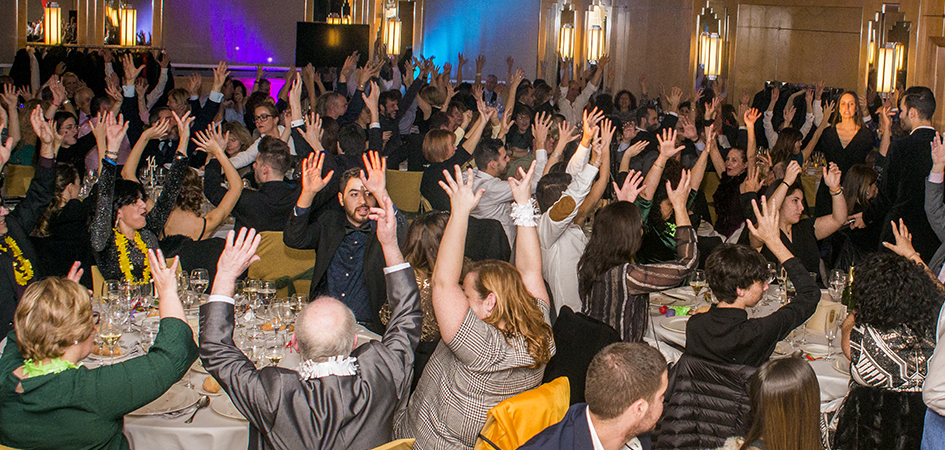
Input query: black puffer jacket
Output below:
<box><xmin>652</xmin><ymin>354</ymin><xmax>756</xmax><ymax>450</ymax></box>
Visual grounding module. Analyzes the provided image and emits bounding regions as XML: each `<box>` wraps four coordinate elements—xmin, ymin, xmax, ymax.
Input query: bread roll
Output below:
<box><xmin>203</xmin><ymin>376</ymin><xmax>221</xmax><ymax>393</ymax></box>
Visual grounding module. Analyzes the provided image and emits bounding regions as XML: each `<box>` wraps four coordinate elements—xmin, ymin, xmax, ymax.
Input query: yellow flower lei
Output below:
<box><xmin>113</xmin><ymin>228</ymin><xmax>151</xmax><ymax>284</ymax></box>
<box><xmin>0</xmin><ymin>235</ymin><xmax>34</xmax><ymax>286</ymax></box>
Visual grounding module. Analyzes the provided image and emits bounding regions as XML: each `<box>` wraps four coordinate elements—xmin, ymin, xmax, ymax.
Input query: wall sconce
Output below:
<box><xmin>385</xmin><ymin>17</ymin><xmax>402</xmax><ymax>56</ymax></box>
<box><xmin>895</xmin><ymin>42</ymin><xmax>905</xmax><ymax>70</ymax></box>
<box><xmin>559</xmin><ymin>24</ymin><xmax>574</xmax><ymax>60</ymax></box>
<box><xmin>120</xmin><ymin>8</ymin><xmax>137</xmax><ymax>46</ymax></box>
<box><xmin>700</xmin><ymin>32</ymin><xmax>722</xmax><ymax>80</ymax></box>
<box><xmin>587</xmin><ymin>25</ymin><xmax>603</xmax><ymax>63</ymax></box>
<box><xmin>876</xmin><ymin>43</ymin><xmax>898</xmax><ymax>96</ymax></box>
<box><xmin>44</xmin><ymin>2</ymin><xmax>62</xmax><ymax>46</ymax></box>
<box><xmin>327</xmin><ymin>14</ymin><xmax>341</xmax><ymax>25</ymax></box>
<box><xmin>341</xmin><ymin>0</ymin><xmax>352</xmax><ymax>24</ymax></box>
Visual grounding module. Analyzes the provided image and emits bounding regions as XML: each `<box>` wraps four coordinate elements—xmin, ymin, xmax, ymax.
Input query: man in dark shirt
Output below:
<box><xmin>687</xmin><ymin>198</ymin><xmax>820</xmax><ymax>367</ymax></box>
<box><xmin>284</xmin><ymin>151</ymin><xmax>406</xmax><ymax>333</ymax></box>
<box><xmin>204</xmin><ymin>136</ymin><xmax>298</xmax><ymax>232</ymax></box>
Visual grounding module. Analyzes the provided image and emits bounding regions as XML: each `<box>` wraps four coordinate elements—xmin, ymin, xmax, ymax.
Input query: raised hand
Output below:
<box><xmin>509</xmin><ymin>160</ymin><xmax>537</xmax><ymax>206</ymax></box>
<box><xmin>359</xmin><ymin>150</ymin><xmax>388</xmax><ymax>198</ymax></box>
<box><xmin>147</xmin><ymin>249</ymin><xmax>180</xmax><ymax>299</ymax></box>
<box><xmin>933</xmin><ymin>132</ymin><xmax>945</xmax><ymax>169</ymax></box>
<box><xmin>822</xmin><ymin>100</ymin><xmax>836</xmax><ymax>122</ymax></box>
<box><xmin>368</xmin><ymin>195</ymin><xmax>399</xmax><ymax>248</ymax></box>
<box><xmin>30</xmin><ymin>105</ymin><xmax>62</xmax><ymax>148</ymax></box>
<box><xmin>667</xmin><ymin>86</ymin><xmax>683</xmax><ymax>112</ymax></box>
<box><xmin>666</xmin><ymin>169</ymin><xmax>691</xmax><ymax>210</ymax></box>
<box><xmin>680</xmin><ymin>116</ymin><xmax>698</xmax><ymax>140</ymax></box>
<box><xmin>171</xmin><ymin>110</ymin><xmax>195</xmax><ymax>140</ymax></box>
<box><xmin>747</xmin><ymin>196</ymin><xmax>780</xmax><ymax>245</ymax></box>
<box><xmin>104</xmin><ymin>112</ymin><xmax>129</xmax><ymax>156</ymax></box>
<box><xmin>783</xmin><ymin>103</ymin><xmax>796</xmax><ymax>126</ymax></box>
<box><xmin>300</xmin><ymin>151</ymin><xmax>333</xmax><ymax>196</ymax></box>
<box><xmin>882</xmin><ymin>219</ymin><xmax>919</xmax><ymax>260</ymax></box>
<box><xmin>582</xmin><ymin>107</ymin><xmax>604</xmax><ymax>140</ymax></box>
<box><xmin>475</xmin><ymin>55</ymin><xmax>486</xmax><ymax>72</ymax></box>
<box><xmin>744</xmin><ymin>107</ymin><xmax>761</xmax><ymax>127</ymax></box>
<box><xmin>815</xmin><ymin>80</ymin><xmax>825</xmax><ymax>100</ymax></box>
<box><xmin>613</xmin><ymin>169</ymin><xmax>645</xmax><ymax>202</ymax></box>
<box><xmin>121</xmin><ymin>53</ymin><xmax>144</xmax><ymax>84</ymax></box>
<box><xmin>439</xmin><ymin>165</ymin><xmax>484</xmax><ymax>215</ymax></box>
<box><xmin>158</xmin><ymin>51</ymin><xmax>170</xmax><ymax>69</ymax></box>
<box><xmin>740</xmin><ymin>161</ymin><xmax>762</xmax><ymax>194</ymax></box>
<box><xmin>532</xmin><ymin>112</ymin><xmax>553</xmax><ymax>149</ymax></box>
<box><xmin>49</xmin><ymin>76</ymin><xmax>67</xmax><ymax>105</ymax></box>
<box><xmin>784</xmin><ymin>160</ymin><xmax>802</xmax><ymax>186</ymax></box>
<box><xmin>0</xmin><ymin>84</ymin><xmax>17</xmax><ymax>108</ymax></box>
<box><xmin>301</xmin><ymin>113</ymin><xmax>324</xmax><ymax>152</ymax></box>
<box><xmin>192</xmin><ymin>123</ymin><xmax>227</xmax><ymax>155</ymax></box>
<box><xmin>822</xmin><ymin>162</ymin><xmax>841</xmax><ymax>190</ymax></box>
<box><xmin>134</xmin><ymin>78</ymin><xmax>148</xmax><ymax>99</ymax></box>
<box><xmin>657</xmin><ymin>128</ymin><xmax>685</xmax><ymax>159</ymax></box>
<box><xmin>211</xmin><ymin>61</ymin><xmax>230</xmax><ymax>92</ymax></box>
<box><xmin>142</xmin><ymin>118</ymin><xmax>171</xmax><ymax>141</ymax></box>
<box><xmin>187</xmin><ymin>72</ymin><xmax>202</xmax><ymax>97</ymax></box>
<box><xmin>216</xmin><ymin>228</ymin><xmax>263</xmax><ymax>283</ymax></box>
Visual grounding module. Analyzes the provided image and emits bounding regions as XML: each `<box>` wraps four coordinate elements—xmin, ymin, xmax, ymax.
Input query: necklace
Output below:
<box><xmin>0</xmin><ymin>235</ymin><xmax>34</xmax><ymax>286</ymax></box>
<box><xmin>22</xmin><ymin>358</ymin><xmax>81</xmax><ymax>378</ymax></box>
<box><xmin>113</xmin><ymin>228</ymin><xmax>151</xmax><ymax>284</ymax></box>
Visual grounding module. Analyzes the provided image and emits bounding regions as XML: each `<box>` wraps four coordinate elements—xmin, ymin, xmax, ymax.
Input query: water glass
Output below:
<box><xmin>190</xmin><ymin>269</ymin><xmax>209</xmax><ymax>295</ymax></box>
<box><xmin>264</xmin><ymin>332</ymin><xmax>287</xmax><ymax>367</ymax></box>
<box><xmin>141</xmin><ymin>320</ymin><xmax>160</xmax><ymax>352</ymax></box>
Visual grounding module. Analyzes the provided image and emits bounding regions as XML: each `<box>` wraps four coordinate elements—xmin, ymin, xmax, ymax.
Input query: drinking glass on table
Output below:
<box><xmin>141</xmin><ymin>320</ymin><xmax>160</xmax><ymax>352</ymax></box>
<box><xmin>117</xmin><ymin>282</ymin><xmax>137</xmax><ymax>331</ymax></box>
<box><xmin>190</xmin><ymin>269</ymin><xmax>209</xmax><ymax>295</ymax></box>
<box><xmin>824</xmin><ymin>308</ymin><xmax>843</xmax><ymax>360</ymax></box>
<box><xmin>264</xmin><ymin>332</ymin><xmax>287</xmax><ymax>367</ymax></box>
<box><xmin>258</xmin><ymin>281</ymin><xmax>276</xmax><ymax>306</ymax></box>
<box><xmin>99</xmin><ymin>311</ymin><xmax>123</xmax><ymax>366</ymax></box>
<box><xmin>102</xmin><ymin>280</ymin><xmax>120</xmax><ymax>305</ymax></box>
<box><xmin>828</xmin><ymin>270</ymin><xmax>847</xmax><ymax>302</ymax></box>
<box><xmin>689</xmin><ymin>270</ymin><xmax>706</xmax><ymax>297</ymax></box>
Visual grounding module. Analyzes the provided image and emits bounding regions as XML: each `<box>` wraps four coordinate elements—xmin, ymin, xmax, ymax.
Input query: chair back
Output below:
<box><xmin>542</xmin><ymin>306</ymin><xmax>621</xmax><ymax>404</ymax></box>
<box><xmin>247</xmin><ymin>231</ymin><xmax>315</xmax><ymax>297</ymax></box>
<box><xmin>386</xmin><ymin>169</ymin><xmax>424</xmax><ymax>214</ymax></box>
<box><xmin>3</xmin><ymin>165</ymin><xmax>34</xmax><ymax>198</ymax></box>
<box><xmin>369</xmin><ymin>439</ymin><xmax>415</xmax><ymax>450</ymax></box>
<box><xmin>474</xmin><ymin>377</ymin><xmax>570</xmax><ymax>450</ymax></box>
<box><xmin>91</xmin><ymin>265</ymin><xmax>104</xmax><ymax>299</ymax></box>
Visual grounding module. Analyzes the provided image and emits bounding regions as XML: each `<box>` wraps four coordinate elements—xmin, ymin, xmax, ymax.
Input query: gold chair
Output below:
<box><xmin>370</xmin><ymin>439</ymin><xmax>415</xmax><ymax>450</ymax></box>
<box><xmin>246</xmin><ymin>231</ymin><xmax>315</xmax><ymax>297</ymax></box>
<box><xmin>701</xmin><ymin>172</ymin><xmax>721</xmax><ymax>223</ymax></box>
<box><xmin>386</xmin><ymin>170</ymin><xmax>424</xmax><ymax>215</ymax></box>
<box><xmin>3</xmin><ymin>165</ymin><xmax>34</xmax><ymax>198</ymax></box>
<box><xmin>475</xmin><ymin>377</ymin><xmax>571</xmax><ymax>450</ymax></box>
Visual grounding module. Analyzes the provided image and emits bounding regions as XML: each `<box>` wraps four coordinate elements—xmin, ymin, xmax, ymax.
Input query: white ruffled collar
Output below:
<box><xmin>296</xmin><ymin>356</ymin><xmax>359</xmax><ymax>380</ymax></box>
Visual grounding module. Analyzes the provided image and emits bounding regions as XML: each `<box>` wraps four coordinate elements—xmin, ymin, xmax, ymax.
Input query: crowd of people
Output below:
<box><xmin>0</xmin><ymin>43</ymin><xmax>943</xmax><ymax>450</ymax></box>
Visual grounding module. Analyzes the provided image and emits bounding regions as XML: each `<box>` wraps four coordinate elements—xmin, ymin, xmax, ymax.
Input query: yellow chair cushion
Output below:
<box><xmin>3</xmin><ymin>165</ymin><xmax>34</xmax><ymax>198</ymax></box>
<box><xmin>386</xmin><ymin>169</ymin><xmax>424</xmax><ymax>214</ymax></box>
<box><xmin>370</xmin><ymin>438</ymin><xmax>415</xmax><ymax>450</ymax></box>
<box><xmin>475</xmin><ymin>377</ymin><xmax>570</xmax><ymax>450</ymax></box>
<box><xmin>246</xmin><ymin>231</ymin><xmax>315</xmax><ymax>297</ymax></box>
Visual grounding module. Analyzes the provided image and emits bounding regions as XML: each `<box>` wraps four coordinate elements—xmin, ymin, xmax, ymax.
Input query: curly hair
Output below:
<box><xmin>176</xmin><ymin>167</ymin><xmax>203</xmax><ymax>214</ymax></box>
<box><xmin>853</xmin><ymin>252</ymin><xmax>944</xmax><ymax>341</ymax></box>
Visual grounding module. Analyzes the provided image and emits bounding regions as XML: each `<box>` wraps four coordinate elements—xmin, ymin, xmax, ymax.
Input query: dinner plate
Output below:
<box><xmin>649</xmin><ymin>293</ymin><xmax>677</xmax><ymax>306</ymax></box>
<box><xmin>833</xmin><ymin>356</ymin><xmax>851</xmax><ymax>375</ymax></box>
<box><xmin>773</xmin><ymin>341</ymin><xmax>793</xmax><ymax>355</ymax></box>
<box><xmin>196</xmin><ymin>379</ymin><xmax>223</xmax><ymax>397</ymax></box>
<box><xmin>663</xmin><ymin>287</ymin><xmax>695</xmax><ymax>303</ymax></box>
<box><xmin>660</xmin><ymin>316</ymin><xmax>689</xmax><ymax>334</ymax></box>
<box><xmin>128</xmin><ymin>385</ymin><xmax>200</xmax><ymax>416</ymax></box>
<box><xmin>802</xmin><ymin>343</ymin><xmax>830</xmax><ymax>358</ymax></box>
<box><xmin>86</xmin><ymin>344</ymin><xmax>132</xmax><ymax>361</ymax></box>
<box><xmin>211</xmin><ymin>395</ymin><xmax>247</xmax><ymax>421</ymax></box>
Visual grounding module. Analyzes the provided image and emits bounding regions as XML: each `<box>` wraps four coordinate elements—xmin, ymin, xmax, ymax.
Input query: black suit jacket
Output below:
<box><xmin>203</xmin><ymin>159</ymin><xmax>299</xmax><ymax>232</ymax></box>
<box><xmin>283</xmin><ymin>208</ymin><xmax>407</xmax><ymax>333</ymax></box>
<box><xmin>880</xmin><ymin>127</ymin><xmax>940</xmax><ymax>262</ymax></box>
<box><xmin>627</xmin><ymin>113</ymin><xmax>680</xmax><ymax>174</ymax></box>
<box><xmin>0</xmin><ymin>157</ymin><xmax>55</xmax><ymax>335</ymax></box>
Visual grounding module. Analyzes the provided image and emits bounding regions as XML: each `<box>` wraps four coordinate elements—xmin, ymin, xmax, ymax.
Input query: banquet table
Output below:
<box><xmin>643</xmin><ymin>286</ymin><xmax>851</xmax><ymax>411</ymax></box>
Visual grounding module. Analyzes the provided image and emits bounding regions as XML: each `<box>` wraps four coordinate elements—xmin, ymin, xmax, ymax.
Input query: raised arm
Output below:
<box><xmin>766</xmin><ymin>160</ymin><xmax>801</xmax><ymax>211</ymax></box>
<box><xmin>801</xmin><ymin>100</ymin><xmax>834</xmax><ymax>162</ymax></box>
<box><xmin>193</xmin><ymin>124</ymin><xmax>243</xmax><ymax>237</ymax></box>
<box><xmin>433</xmin><ymin>166</ymin><xmax>484</xmax><ymax>344</ymax></box>
<box><xmin>1</xmin><ymin>86</ymin><xmax>21</xmax><ymax>148</ymax></box>
<box><xmin>460</xmin><ymin>98</ymin><xmax>495</xmax><ymax>155</ymax></box>
<box><xmin>813</xmin><ymin>163</ymin><xmax>848</xmax><ymax>240</ymax></box>
<box><xmin>744</xmin><ymin>108</ymin><xmax>761</xmax><ymax>165</ymax></box>
<box><xmin>926</xmin><ymin>132</ymin><xmax>945</xmax><ymax>243</ymax></box>
<box><xmin>510</xmin><ymin>161</ymin><xmax>549</xmax><ymax>303</ymax></box>
<box><xmin>574</xmin><ymin>120</ymin><xmax>612</xmax><ymax>226</ymax></box>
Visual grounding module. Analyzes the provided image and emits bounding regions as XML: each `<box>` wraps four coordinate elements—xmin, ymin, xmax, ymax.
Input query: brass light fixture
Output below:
<box><xmin>44</xmin><ymin>2</ymin><xmax>62</xmax><ymax>45</ymax></box>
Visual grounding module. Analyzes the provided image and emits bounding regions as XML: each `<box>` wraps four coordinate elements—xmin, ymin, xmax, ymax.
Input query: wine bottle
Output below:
<box><xmin>840</xmin><ymin>265</ymin><xmax>855</xmax><ymax>310</ymax></box>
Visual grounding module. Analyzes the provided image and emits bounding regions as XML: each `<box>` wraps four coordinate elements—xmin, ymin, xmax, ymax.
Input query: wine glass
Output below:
<box><xmin>689</xmin><ymin>270</ymin><xmax>706</xmax><ymax>298</ymax></box>
<box><xmin>258</xmin><ymin>281</ymin><xmax>276</xmax><ymax>306</ymax></box>
<box><xmin>117</xmin><ymin>282</ymin><xmax>137</xmax><ymax>331</ymax></box>
<box><xmin>190</xmin><ymin>269</ymin><xmax>209</xmax><ymax>295</ymax></box>
<box><xmin>102</xmin><ymin>279</ymin><xmax>120</xmax><ymax>306</ymax></box>
<box><xmin>290</xmin><ymin>294</ymin><xmax>307</xmax><ymax>321</ymax></box>
<box><xmin>828</xmin><ymin>269</ymin><xmax>847</xmax><ymax>302</ymax></box>
<box><xmin>264</xmin><ymin>332</ymin><xmax>287</xmax><ymax>367</ymax></box>
<box><xmin>141</xmin><ymin>320</ymin><xmax>160</xmax><ymax>352</ymax></box>
<box><xmin>824</xmin><ymin>308</ymin><xmax>843</xmax><ymax>360</ymax></box>
<box><xmin>99</xmin><ymin>311</ymin><xmax>123</xmax><ymax>366</ymax></box>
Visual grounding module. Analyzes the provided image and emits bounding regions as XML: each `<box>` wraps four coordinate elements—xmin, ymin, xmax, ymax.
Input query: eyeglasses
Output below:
<box><xmin>254</xmin><ymin>114</ymin><xmax>274</xmax><ymax>123</ymax></box>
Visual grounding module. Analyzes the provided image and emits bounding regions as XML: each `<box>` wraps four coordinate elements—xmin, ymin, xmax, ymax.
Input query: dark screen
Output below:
<box><xmin>295</xmin><ymin>22</ymin><xmax>370</xmax><ymax>68</ymax></box>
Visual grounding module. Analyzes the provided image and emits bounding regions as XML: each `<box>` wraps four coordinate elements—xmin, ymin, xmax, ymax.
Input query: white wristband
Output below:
<box><xmin>511</xmin><ymin>199</ymin><xmax>540</xmax><ymax>227</ymax></box>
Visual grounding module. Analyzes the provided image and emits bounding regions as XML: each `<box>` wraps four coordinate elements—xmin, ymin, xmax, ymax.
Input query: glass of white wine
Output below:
<box><xmin>265</xmin><ymin>332</ymin><xmax>287</xmax><ymax>367</ymax></box>
<box><xmin>99</xmin><ymin>311</ymin><xmax>123</xmax><ymax>366</ymax></box>
<box><xmin>190</xmin><ymin>269</ymin><xmax>209</xmax><ymax>295</ymax></box>
<box><xmin>258</xmin><ymin>281</ymin><xmax>276</xmax><ymax>306</ymax></box>
<box><xmin>689</xmin><ymin>270</ymin><xmax>706</xmax><ymax>298</ymax></box>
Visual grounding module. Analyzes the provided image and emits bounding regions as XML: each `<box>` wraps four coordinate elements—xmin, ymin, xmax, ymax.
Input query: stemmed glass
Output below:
<box><xmin>689</xmin><ymin>270</ymin><xmax>706</xmax><ymax>298</ymax></box>
<box><xmin>828</xmin><ymin>269</ymin><xmax>847</xmax><ymax>302</ymax></box>
<box><xmin>264</xmin><ymin>332</ymin><xmax>287</xmax><ymax>367</ymax></box>
<box><xmin>117</xmin><ymin>282</ymin><xmax>137</xmax><ymax>331</ymax></box>
<box><xmin>825</xmin><ymin>308</ymin><xmax>844</xmax><ymax>360</ymax></box>
<box><xmin>99</xmin><ymin>310</ymin><xmax>123</xmax><ymax>366</ymax></box>
<box><xmin>102</xmin><ymin>279</ymin><xmax>120</xmax><ymax>305</ymax></box>
<box><xmin>190</xmin><ymin>269</ymin><xmax>209</xmax><ymax>295</ymax></box>
<box><xmin>258</xmin><ymin>281</ymin><xmax>276</xmax><ymax>306</ymax></box>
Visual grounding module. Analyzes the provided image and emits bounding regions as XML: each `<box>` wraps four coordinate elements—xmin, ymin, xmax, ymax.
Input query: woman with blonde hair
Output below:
<box><xmin>395</xmin><ymin>162</ymin><xmax>555</xmax><ymax>449</ymax></box>
<box><xmin>0</xmin><ymin>253</ymin><xmax>197</xmax><ymax>450</ymax></box>
<box><xmin>221</xmin><ymin>121</ymin><xmax>253</xmax><ymax>157</ymax></box>
<box><xmin>420</xmin><ymin>100</ymin><xmax>494</xmax><ymax>211</ymax></box>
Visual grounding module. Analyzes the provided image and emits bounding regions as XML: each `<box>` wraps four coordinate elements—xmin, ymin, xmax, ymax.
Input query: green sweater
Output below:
<box><xmin>0</xmin><ymin>317</ymin><xmax>198</xmax><ymax>450</ymax></box>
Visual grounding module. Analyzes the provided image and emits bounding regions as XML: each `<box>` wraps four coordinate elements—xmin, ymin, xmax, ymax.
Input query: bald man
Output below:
<box><xmin>199</xmin><ymin>203</ymin><xmax>422</xmax><ymax>450</ymax></box>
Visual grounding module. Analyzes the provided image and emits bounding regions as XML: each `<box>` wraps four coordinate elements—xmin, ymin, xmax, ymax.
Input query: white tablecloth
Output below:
<box><xmin>645</xmin><ymin>287</ymin><xmax>851</xmax><ymax>410</ymax></box>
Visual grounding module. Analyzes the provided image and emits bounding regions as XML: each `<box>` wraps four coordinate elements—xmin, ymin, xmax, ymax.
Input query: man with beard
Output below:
<box><xmin>627</xmin><ymin>87</ymin><xmax>682</xmax><ymax>174</ymax></box>
<box><xmin>284</xmin><ymin>151</ymin><xmax>407</xmax><ymax>334</ymax></box>
<box><xmin>518</xmin><ymin>343</ymin><xmax>668</xmax><ymax>450</ymax></box>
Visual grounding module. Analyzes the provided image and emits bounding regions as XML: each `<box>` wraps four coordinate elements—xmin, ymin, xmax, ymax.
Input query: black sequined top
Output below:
<box><xmin>91</xmin><ymin>156</ymin><xmax>186</xmax><ymax>282</ymax></box>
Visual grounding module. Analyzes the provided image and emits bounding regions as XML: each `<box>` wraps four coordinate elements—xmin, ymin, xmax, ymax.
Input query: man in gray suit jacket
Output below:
<box><xmin>199</xmin><ymin>198</ymin><xmax>422</xmax><ymax>450</ymax></box>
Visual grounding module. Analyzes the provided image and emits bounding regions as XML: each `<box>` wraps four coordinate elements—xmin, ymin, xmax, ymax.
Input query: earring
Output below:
<box><xmin>73</xmin><ymin>340</ymin><xmax>79</xmax><ymax>345</ymax></box>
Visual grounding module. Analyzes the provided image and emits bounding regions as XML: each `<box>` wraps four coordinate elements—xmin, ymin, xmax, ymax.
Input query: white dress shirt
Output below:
<box><xmin>556</xmin><ymin>82</ymin><xmax>598</xmax><ymax>125</ymax></box>
<box><xmin>228</xmin><ymin>123</ymin><xmax>300</xmax><ymax>169</ymax></box>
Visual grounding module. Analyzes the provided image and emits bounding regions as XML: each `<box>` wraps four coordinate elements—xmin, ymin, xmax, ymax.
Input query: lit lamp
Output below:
<box><xmin>120</xmin><ymin>8</ymin><xmax>137</xmax><ymax>46</ymax></box>
<box><xmin>385</xmin><ymin>17</ymin><xmax>402</xmax><ymax>56</ymax></box>
<box><xmin>895</xmin><ymin>42</ymin><xmax>905</xmax><ymax>70</ymax></box>
<box><xmin>341</xmin><ymin>0</ymin><xmax>352</xmax><ymax>24</ymax></box>
<box><xmin>700</xmin><ymin>32</ymin><xmax>722</xmax><ymax>80</ymax></box>
<box><xmin>558</xmin><ymin>24</ymin><xmax>574</xmax><ymax>60</ymax></box>
<box><xmin>327</xmin><ymin>14</ymin><xmax>341</xmax><ymax>25</ymax></box>
<box><xmin>587</xmin><ymin>25</ymin><xmax>603</xmax><ymax>63</ymax></box>
<box><xmin>44</xmin><ymin>2</ymin><xmax>62</xmax><ymax>45</ymax></box>
<box><xmin>876</xmin><ymin>43</ymin><xmax>898</xmax><ymax>96</ymax></box>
